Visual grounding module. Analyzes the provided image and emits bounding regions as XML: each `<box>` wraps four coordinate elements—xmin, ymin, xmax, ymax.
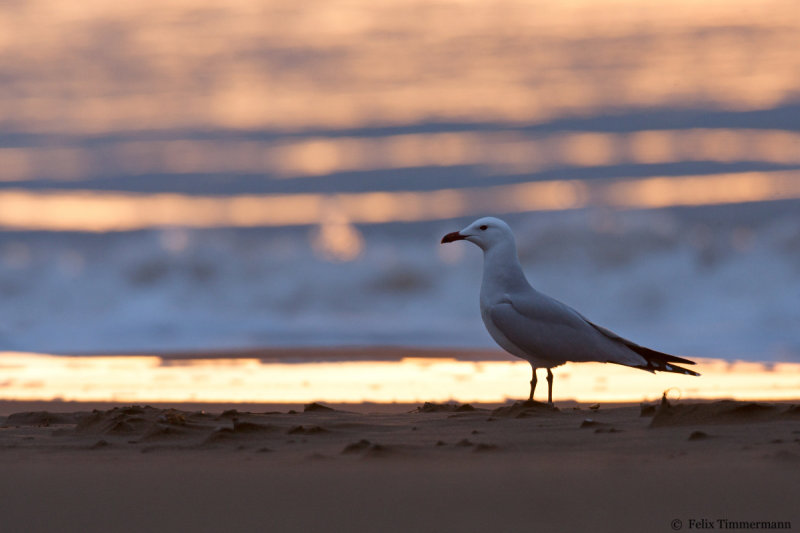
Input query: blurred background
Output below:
<box><xmin>1</xmin><ymin>0</ymin><xmax>799</xmax><ymax>362</ymax></box>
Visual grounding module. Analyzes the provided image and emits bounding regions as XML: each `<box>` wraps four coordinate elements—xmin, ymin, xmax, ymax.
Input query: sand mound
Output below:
<box><xmin>157</xmin><ymin>411</ymin><xmax>188</xmax><ymax>426</ymax></box>
<box><xmin>341</xmin><ymin>439</ymin><xmax>372</xmax><ymax>454</ymax></box>
<box><xmin>579</xmin><ymin>419</ymin><xmax>609</xmax><ymax>429</ymax></box>
<box><xmin>232</xmin><ymin>421</ymin><xmax>277</xmax><ymax>433</ymax></box>
<box><xmin>217</xmin><ymin>409</ymin><xmax>246</xmax><ymax>419</ymax></box>
<box><xmin>782</xmin><ymin>405</ymin><xmax>800</xmax><ymax>417</ymax></box>
<box><xmin>339</xmin><ymin>439</ymin><xmax>396</xmax><ymax>458</ymax></box>
<box><xmin>304</xmin><ymin>402</ymin><xmax>337</xmax><ymax>413</ymax></box>
<box><xmin>204</xmin><ymin>421</ymin><xmax>280</xmax><ymax>444</ymax></box>
<box><xmin>73</xmin><ymin>407</ymin><xmax>198</xmax><ymax>439</ymax></box>
<box><xmin>75</xmin><ymin>406</ymin><xmax>165</xmax><ymax>435</ymax></box>
<box><xmin>446</xmin><ymin>438</ymin><xmax>500</xmax><ymax>452</ymax></box>
<box><xmin>288</xmin><ymin>425</ymin><xmax>329</xmax><ymax>435</ymax></box>
<box><xmin>139</xmin><ymin>423</ymin><xmax>191</xmax><ymax>442</ymax></box>
<box><xmin>650</xmin><ymin>400</ymin><xmax>799</xmax><ymax>427</ymax></box>
<box><xmin>491</xmin><ymin>400</ymin><xmax>558</xmax><ymax>418</ymax></box>
<box><xmin>363</xmin><ymin>443</ymin><xmax>397</xmax><ymax>458</ymax></box>
<box><xmin>202</xmin><ymin>428</ymin><xmax>237</xmax><ymax>444</ymax></box>
<box><xmin>5</xmin><ymin>411</ymin><xmax>82</xmax><ymax>426</ymax></box>
<box><xmin>413</xmin><ymin>402</ymin><xmax>477</xmax><ymax>413</ymax></box>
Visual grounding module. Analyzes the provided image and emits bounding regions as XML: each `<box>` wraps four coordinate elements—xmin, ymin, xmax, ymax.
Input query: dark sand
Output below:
<box><xmin>1</xmin><ymin>399</ymin><xmax>798</xmax><ymax>533</ymax></box>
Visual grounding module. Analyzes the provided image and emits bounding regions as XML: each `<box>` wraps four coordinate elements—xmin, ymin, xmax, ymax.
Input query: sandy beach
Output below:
<box><xmin>1</xmin><ymin>397</ymin><xmax>797</xmax><ymax>533</ymax></box>
<box><xmin>2</xmin><ymin>1</ymin><xmax>800</xmax><ymax>531</ymax></box>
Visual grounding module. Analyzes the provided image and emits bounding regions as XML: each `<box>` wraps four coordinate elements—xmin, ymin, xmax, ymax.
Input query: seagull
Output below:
<box><xmin>441</xmin><ymin>216</ymin><xmax>699</xmax><ymax>404</ymax></box>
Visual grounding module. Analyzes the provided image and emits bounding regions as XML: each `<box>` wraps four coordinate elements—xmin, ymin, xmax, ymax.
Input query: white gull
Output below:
<box><xmin>441</xmin><ymin>216</ymin><xmax>699</xmax><ymax>404</ymax></box>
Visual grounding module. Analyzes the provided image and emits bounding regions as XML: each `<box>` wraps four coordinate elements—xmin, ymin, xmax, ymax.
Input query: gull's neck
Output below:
<box><xmin>480</xmin><ymin>239</ymin><xmax>530</xmax><ymax>295</ymax></box>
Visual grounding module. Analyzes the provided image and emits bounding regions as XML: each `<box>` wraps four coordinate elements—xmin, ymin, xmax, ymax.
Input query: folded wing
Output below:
<box><xmin>488</xmin><ymin>289</ymin><xmax>699</xmax><ymax>375</ymax></box>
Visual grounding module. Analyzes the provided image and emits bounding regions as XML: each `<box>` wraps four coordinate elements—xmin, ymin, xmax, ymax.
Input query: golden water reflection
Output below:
<box><xmin>0</xmin><ymin>352</ymin><xmax>797</xmax><ymax>404</ymax></box>
<box><xmin>1</xmin><ymin>170</ymin><xmax>799</xmax><ymax>232</ymax></box>
<box><xmin>2</xmin><ymin>129</ymin><xmax>799</xmax><ymax>182</ymax></box>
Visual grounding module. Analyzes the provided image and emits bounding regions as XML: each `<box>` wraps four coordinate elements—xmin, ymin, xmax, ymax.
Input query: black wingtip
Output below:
<box><xmin>650</xmin><ymin>361</ymin><xmax>700</xmax><ymax>377</ymax></box>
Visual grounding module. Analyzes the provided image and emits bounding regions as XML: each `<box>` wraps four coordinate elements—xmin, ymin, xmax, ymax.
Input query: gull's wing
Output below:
<box><xmin>489</xmin><ymin>289</ymin><xmax>699</xmax><ymax>374</ymax></box>
<box><xmin>488</xmin><ymin>289</ymin><xmax>653</xmax><ymax>367</ymax></box>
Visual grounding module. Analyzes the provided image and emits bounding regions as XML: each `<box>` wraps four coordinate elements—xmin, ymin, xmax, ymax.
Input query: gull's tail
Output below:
<box><xmin>628</xmin><ymin>344</ymin><xmax>700</xmax><ymax>376</ymax></box>
<box><xmin>587</xmin><ymin>320</ymin><xmax>700</xmax><ymax>376</ymax></box>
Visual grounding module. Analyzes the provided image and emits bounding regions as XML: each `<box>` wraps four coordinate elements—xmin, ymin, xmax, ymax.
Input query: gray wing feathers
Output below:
<box><xmin>488</xmin><ymin>291</ymin><xmax>648</xmax><ymax>367</ymax></box>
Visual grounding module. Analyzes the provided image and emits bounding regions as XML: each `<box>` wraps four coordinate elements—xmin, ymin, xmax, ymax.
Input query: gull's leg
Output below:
<box><xmin>528</xmin><ymin>366</ymin><xmax>537</xmax><ymax>402</ymax></box>
<box><xmin>546</xmin><ymin>369</ymin><xmax>554</xmax><ymax>405</ymax></box>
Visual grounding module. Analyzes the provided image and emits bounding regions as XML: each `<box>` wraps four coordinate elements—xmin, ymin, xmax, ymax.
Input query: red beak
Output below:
<box><xmin>441</xmin><ymin>231</ymin><xmax>466</xmax><ymax>244</ymax></box>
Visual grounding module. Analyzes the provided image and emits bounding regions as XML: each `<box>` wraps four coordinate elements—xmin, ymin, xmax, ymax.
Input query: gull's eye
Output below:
<box><xmin>479</xmin><ymin>225</ymin><xmax>488</xmax><ymax>231</ymax></box>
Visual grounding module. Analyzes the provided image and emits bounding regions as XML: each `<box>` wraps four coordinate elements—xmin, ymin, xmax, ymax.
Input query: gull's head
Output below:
<box><xmin>440</xmin><ymin>217</ymin><xmax>515</xmax><ymax>252</ymax></box>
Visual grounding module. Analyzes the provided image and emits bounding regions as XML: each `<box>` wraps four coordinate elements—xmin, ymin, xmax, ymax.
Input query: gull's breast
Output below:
<box><xmin>479</xmin><ymin>299</ymin><xmax>567</xmax><ymax>368</ymax></box>
<box><xmin>480</xmin><ymin>304</ymin><xmax>532</xmax><ymax>360</ymax></box>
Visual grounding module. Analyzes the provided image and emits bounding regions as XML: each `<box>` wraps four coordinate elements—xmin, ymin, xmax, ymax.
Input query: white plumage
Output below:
<box><xmin>441</xmin><ymin>216</ymin><xmax>699</xmax><ymax>403</ymax></box>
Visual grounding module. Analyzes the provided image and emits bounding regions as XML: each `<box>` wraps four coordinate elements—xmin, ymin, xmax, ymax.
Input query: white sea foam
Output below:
<box><xmin>0</xmin><ymin>207</ymin><xmax>798</xmax><ymax>361</ymax></box>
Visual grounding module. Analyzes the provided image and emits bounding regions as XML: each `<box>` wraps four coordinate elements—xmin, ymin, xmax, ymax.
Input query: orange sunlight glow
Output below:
<box><xmin>0</xmin><ymin>352</ymin><xmax>797</xmax><ymax>404</ymax></box>
<box><xmin>3</xmin><ymin>0</ymin><xmax>799</xmax><ymax>134</ymax></box>
<box><xmin>1</xmin><ymin>170</ymin><xmax>799</xmax><ymax>232</ymax></box>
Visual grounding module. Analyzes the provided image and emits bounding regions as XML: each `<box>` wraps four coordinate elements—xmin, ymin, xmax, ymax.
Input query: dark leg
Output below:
<box><xmin>546</xmin><ymin>368</ymin><xmax>554</xmax><ymax>405</ymax></box>
<box><xmin>528</xmin><ymin>366</ymin><xmax>537</xmax><ymax>402</ymax></box>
